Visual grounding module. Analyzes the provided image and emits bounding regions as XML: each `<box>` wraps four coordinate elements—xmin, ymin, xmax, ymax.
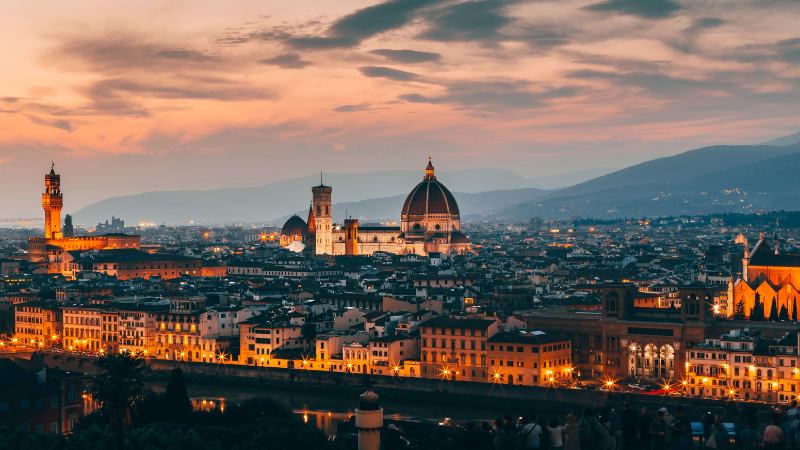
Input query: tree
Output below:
<box><xmin>779</xmin><ymin>304</ymin><xmax>790</xmax><ymax>321</ymax></box>
<box><xmin>750</xmin><ymin>293</ymin><xmax>765</xmax><ymax>321</ymax></box>
<box><xmin>733</xmin><ymin>300</ymin><xmax>746</xmax><ymax>320</ymax></box>
<box><xmin>162</xmin><ymin>367</ymin><xmax>192</xmax><ymax>424</ymax></box>
<box><xmin>794</xmin><ymin>297</ymin><xmax>798</xmax><ymax>321</ymax></box>
<box><xmin>301</xmin><ymin>321</ymin><xmax>317</xmax><ymax>351</ymax></box>
<box><xmin>0</xmin><ymin>309</ymin><xmax>14</xmax><ymax>338</ymax></box>
<box><xmin>769</xmin><ymin>297</ymin><xmax>779</xmax><ymax>321</ymax></box>
<box><xmin>89</xmin><ymin>351</ymin><xmax>149</xmax><ymax>450</ymax></box>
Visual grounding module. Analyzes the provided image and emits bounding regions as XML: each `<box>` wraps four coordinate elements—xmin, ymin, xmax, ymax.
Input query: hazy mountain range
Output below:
<box><xmin>71</xmin><ymin>131</ymin><xmax>800</xmax><ymax>225</ymax></box>
<box><xmin>72</xmin><ymin>168</ymin><xmax>602</xmax><ymax>225</ymax></box>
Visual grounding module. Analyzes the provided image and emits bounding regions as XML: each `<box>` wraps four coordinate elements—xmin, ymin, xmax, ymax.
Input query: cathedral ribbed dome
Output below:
<box><xmin>401</xmin><ymin>158</ymin><xmax>460</xmax><ymax>217</ymax></box>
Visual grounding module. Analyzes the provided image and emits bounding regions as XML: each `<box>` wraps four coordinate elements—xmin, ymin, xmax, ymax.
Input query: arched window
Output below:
<box><xmin>19</xmin><ymin>423</ymin><xmax>29</xmax><ymax>432</ymax></box>
<box><xmin>768</xmin><ymin>370</ymin><xmax>773</xmax><ymax>378</ymax></box>
<box><xmin>19</xmin><ymin>399</ymin><xmax>30</xmax><ymax>409</ymax></box>
<box><xmin>757</xmin><ymin>369</ymin><xmax>762</xmax><ymax>377</ymax></box>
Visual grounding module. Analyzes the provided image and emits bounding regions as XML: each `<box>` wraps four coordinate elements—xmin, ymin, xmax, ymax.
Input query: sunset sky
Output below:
<box><xmin>2</xmin><ymin>0</ymin><xmax>800</xmax><ymax>215</ymax></box>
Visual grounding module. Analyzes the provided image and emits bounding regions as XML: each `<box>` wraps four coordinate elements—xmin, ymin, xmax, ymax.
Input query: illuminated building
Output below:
<box><xmin>685</xmin><ymin>329</ymin><xmax>800</xmax><ymax>403</ymax></box>
<box><xmin>239</xmin><ymin>318</ymin><xmax>304</xmax><ymax>365</ymax></box>
<box><xmin>154</xmin><ymin>298</ymin><xmax>205</xmax><ymax>361</ymax></box>
<box><xmin>62</xmin><ymin>306</ymin><xmax>102</xmax><ymax>352</ymax></box>
<box><xmin>72</xmin><ymin>250</ymin><xmax>202</xmax><ymax>280</ymax></box>
<box><xmin>14</xmin><ymin>301</ymin><xmax>62</xmax><ymax>347</ymax></box>
<box><xmin>419</xmin><ymin>317</ymin><xmax>498</xmax><ymax>382</ymax></box>
<box><xmin>730</xmin><ymin>233</ymin><xmax>800</xmax><ymax>320</ymax></box>
<box><xmin>311</xmin><ymin>181</ymin><xmax>333</xmax><ymax>255</ymax></box>
<box><xmin>42</xmin><ymin>163</ymin><xmax>63</xmax><ymax>239</ymax></box>
<box><xmin>279</xmin><ymin>158</ymin><xmax>474</xmax><ymax>256</ymax></box>
<box><xmin>100</xmin><ymin>311</ymin><xmax>119</xmax><ymax>354</ymax></box>
<box><xmin>368</xmin><ymin>335</ymin><xmax>418</xmax><ymax>376</ymax></box>
<box><xmin>28</xmin><ymin>165</ymin><xmax>141</xmax><ymax>264</ymax></box>
<box><xmin>486</xmin><ymin>330</ymin><xmax>573</xmax><ymax>386</ymax></box>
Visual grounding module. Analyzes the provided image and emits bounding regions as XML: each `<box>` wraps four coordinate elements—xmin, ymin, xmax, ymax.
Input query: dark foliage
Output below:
<box><xmin>162</xmin><ymin>367</ymin><xmax>192</xmax><ymax>423</ymax></box>
<box><xmin>779</xmin><ymin>304</ymin><xmax>789</xmax><ymax>321</ymax></box>
<box><xmin>769</xmin><ymin>297</ymin><xmax>779</xmax><ymax>322</ymax></box>
<box><xmin>733</xmin><ymin>300</ymin><xmax>746</xmax><ymax>320</ymax></box>
<box><xmin>750</xmin><ymin>293</ymin><xmax>765</xmax><ymax>321</ymax></box>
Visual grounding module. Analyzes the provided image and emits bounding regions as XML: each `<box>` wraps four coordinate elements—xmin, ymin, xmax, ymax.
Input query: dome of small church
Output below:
<box><xmin>401</xmin><ymin>158</ymin><xmax>460</xmax><ymax>218</ymax></box>
<box><xmin>281</xmin><ymin>215</ymin><xmax>307</xmax><ymax>237</ymax></box>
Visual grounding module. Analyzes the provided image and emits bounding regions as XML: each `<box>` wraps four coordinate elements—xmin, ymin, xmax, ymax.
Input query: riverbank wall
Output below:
<box><xmin>3</xmin><ymin>352</ymin><xmax>777</xmax><ymax>420</ymax></box>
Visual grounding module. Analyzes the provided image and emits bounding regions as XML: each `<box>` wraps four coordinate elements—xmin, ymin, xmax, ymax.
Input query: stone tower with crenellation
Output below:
<box><xmin>312</xmin><ymin>176</ymin><xmax>332</xmax><ymax>255</ymax></box>
<box><xmin>42</xmin><ymin>163</ymin><xmax>63</xmax><ymax>239</ymax></box>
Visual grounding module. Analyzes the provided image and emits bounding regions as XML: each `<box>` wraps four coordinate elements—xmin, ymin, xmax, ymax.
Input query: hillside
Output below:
<box><xmin>72</xmin><ymin>169</ymin><xmax>565</xmax><ymax>225</ymax></box>
<box><xmin>270</xmin><ymin>188</ymin><xmax>549</xmax><ymax>224</ymax></box>
<box><xmin>496</xmin><ymin>145</ymin><xmax>800</xmax><ymax>220</ymax></box>
<box><xmin>535</xmin><ymin>144</ymin><xmax>800</xmax><ymax>202</ymax></box>
<box><xmin>762</xmin><ymin>131</ymin><xmax>800</xmax><ymax>147</ymax></box>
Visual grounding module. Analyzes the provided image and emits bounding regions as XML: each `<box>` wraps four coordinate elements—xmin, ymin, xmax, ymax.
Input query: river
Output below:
<box><xmin>154</xmin><ymin>383</ymin><xmax>535</xmax><ymax>437</ymax></box>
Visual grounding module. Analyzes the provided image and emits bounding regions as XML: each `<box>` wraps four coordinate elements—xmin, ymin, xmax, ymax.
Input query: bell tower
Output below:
<box><xmin>312</xmin><ymin>174</ymin><xmax>332</xmax><ymax>255</ymax></box>
<box><xmin>42</xmin><ymin>162</ymin><xmax>63</xmax><ymax>239</ymax></box>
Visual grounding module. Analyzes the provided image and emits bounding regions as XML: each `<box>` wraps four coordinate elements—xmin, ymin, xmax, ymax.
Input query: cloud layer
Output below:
<box><xmin>2</xmin><ymin>0</ymin><xmax>800</xmax><ymax>215</ymax></box>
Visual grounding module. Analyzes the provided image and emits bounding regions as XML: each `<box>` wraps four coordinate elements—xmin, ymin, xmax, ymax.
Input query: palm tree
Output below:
<box><xmin>89</xmin><ymin>351</ymin><xmax>148</xmax><ymax>450</ymax></box>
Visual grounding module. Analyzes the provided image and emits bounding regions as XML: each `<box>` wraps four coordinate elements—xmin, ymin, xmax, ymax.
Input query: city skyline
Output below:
<box><xmin>2</xmin><ymin>0</ymin><xmax>800</xmax><ymax>216</ymax></box>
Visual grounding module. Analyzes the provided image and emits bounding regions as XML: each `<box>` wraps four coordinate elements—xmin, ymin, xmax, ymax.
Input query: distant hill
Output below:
<box><xmin>495</xmin><ymin>144</ymin><xmax>800</xmax><ymax>220</ymax></box>
<box><xmin>271</xmin><ymin>188</ymin><xmax>550</xmax><ymax>224</ymax></box>
<box><xmin>72</xmin><ymin>168</ymin><xmax>568</xmax><ymax>225</ymax></box>
<box><xmin>762</xmin><ymin>131</ymin><xmax>800</xmax><ymax>147</ymax></box>
<box><xmin>533</xmin><ymin>144</ymin><xmax>800</xmax><ymax>202</ymax></box>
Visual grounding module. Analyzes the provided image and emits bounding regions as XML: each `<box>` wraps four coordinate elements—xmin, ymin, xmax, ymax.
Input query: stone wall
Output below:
<box><xmin>2</xmin><ymin>352</ymin><xmax>748</xmax><ymax>414</ymax></box>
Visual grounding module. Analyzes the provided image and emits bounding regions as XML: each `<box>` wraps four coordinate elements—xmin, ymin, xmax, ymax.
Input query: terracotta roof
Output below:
<box><xmin>401</xmin><ymin>158</ymin><xmax>460</xmax><ymax>217</ymax></box>
<box><xmin>281</xmin><ymin>215</ymin><xmax>308</xmax><ymax>237</ymax></box>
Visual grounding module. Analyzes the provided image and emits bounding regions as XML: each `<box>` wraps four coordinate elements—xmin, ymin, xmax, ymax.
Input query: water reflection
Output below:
<box><xmin>192</xmin><ymin>397</ymin><xmax>226</xmax><ymax>413</ymax></box>
<box><xmin>164</xmin><ymin>383</ymin><xmax>539</xmax><ymax>438</ymax></box>
<box><xmin>190</xmin><ymin>396</ymin><xmax>354</xmax><ymax>437</ymax></box>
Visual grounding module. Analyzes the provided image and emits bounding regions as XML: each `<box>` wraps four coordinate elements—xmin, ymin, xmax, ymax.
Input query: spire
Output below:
<box><xmin>307</xmin><ymin>202</ymin><xmax>315</xmax><ymax>233</ymax></box>
<box><xmin>424</xmin><ymin>157</ymin><xmax>436</xmax><ymax>181</ymax></box>
<box><xmin>50</xmin><ymin>161</ymin><xmax>55</xmax><ymax>175</ymax></box>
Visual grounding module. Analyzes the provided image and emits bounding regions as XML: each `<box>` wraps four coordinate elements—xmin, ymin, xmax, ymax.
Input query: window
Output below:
<box><xmin>20</xmin><ymin>399</ymin><xmax>30</xmax><ymax>409</ymax></box>
<box><xmin>0</xmin><ymin>402</ymin><xmax>8</xmax><ymax>412</ymax></box>
<box><xmin>69</xmin><ymin>385</ymin><xmax>77</xmax><ymax>401</ymax></box>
